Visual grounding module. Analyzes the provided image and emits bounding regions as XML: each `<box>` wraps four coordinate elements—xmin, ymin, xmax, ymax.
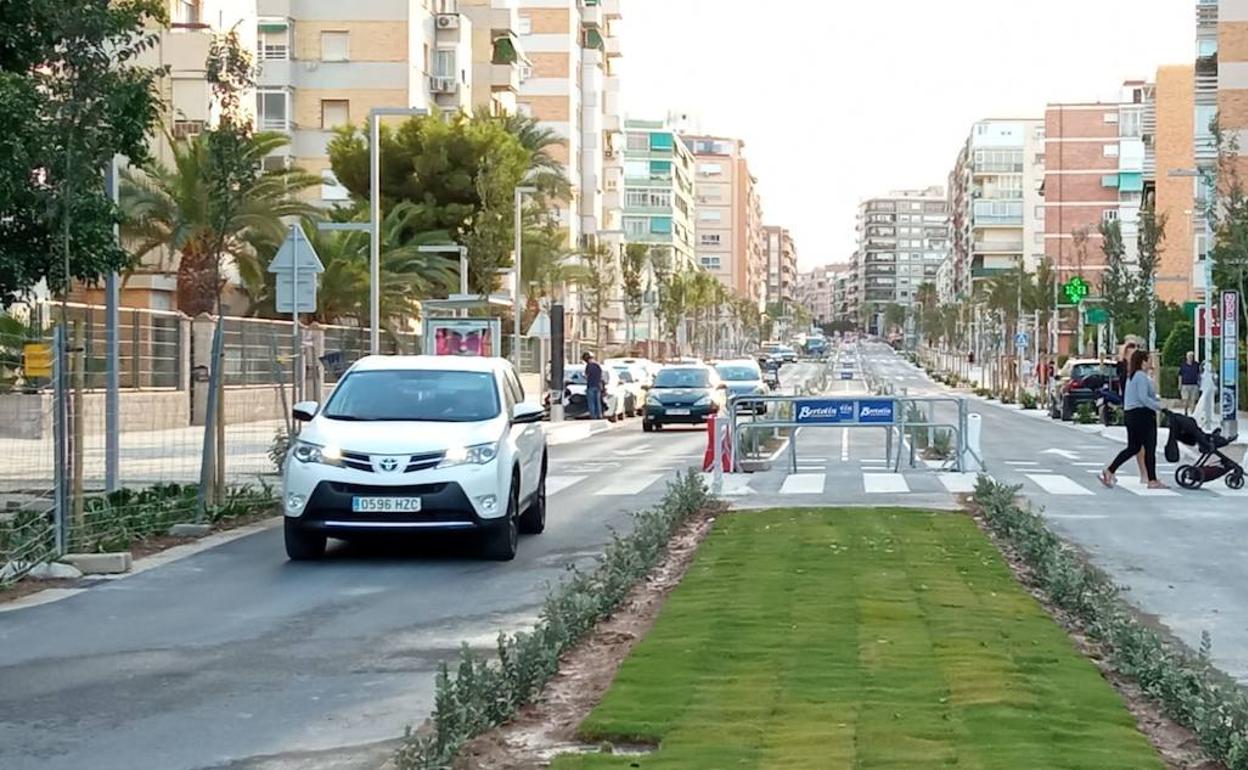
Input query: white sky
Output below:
<box><xmin>618</xmin><ymin>0</ymin><xmax>1194</xmax><ymax>270</ymax></box>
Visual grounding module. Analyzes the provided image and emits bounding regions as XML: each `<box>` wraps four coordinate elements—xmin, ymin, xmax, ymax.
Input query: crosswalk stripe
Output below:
<box><xmin>780</xmin><ymin>473</ymin><xmax>825</xmax><ymax>494</ymax></box>
<box><xmin>546</xmin><ymin>475</ymin><xmax>587</xmax><ymax>496</ymax></box>
<box><xmin>1026</xmin><ymin>474</ymin><xmax>1094</xmax><ymax>496</ymax></box>
<box><xmin>594</xmin><ymin>473</ymin><xmax>663</xmax><ymax>496</ymax></box>
<box><xmin>864</xmin><ymin>473</ymin><xmax>909</xmax><ymax>494</ymax></box>
<box><xmin>937</xmin><ymin>473</ymin><xmax>980</xmax><ymax>494</ymax></box>
<box><xmin>1115</xmin><ymin>478</ymin><xmax>1180</xmax><ymax>497</ymax></box>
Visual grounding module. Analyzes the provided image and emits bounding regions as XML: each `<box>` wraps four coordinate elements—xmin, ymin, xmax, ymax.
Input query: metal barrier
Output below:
<box><xmin>727</xmin><ymin>393</ymin><xmax>983</xmax><ymax>475</ymax></box>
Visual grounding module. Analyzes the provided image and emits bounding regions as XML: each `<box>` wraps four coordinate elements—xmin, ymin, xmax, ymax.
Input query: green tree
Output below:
<box><xmin>327</xmin><ymin>113</ymin><xmax>532</xmax><ymax>297</ymax></box>
<box><xmin>1161</xmin><ymin>320</ymin><xmax>1195</xmax><ymax>367</ymax></box>
<box><xmin>883</xmin><ymin>302</ymin><xmax>906</xmax><ymax>334</ymax></box>
<box><xmin>520</xmin><ymin>220</ymin><xmax>585</xmax><ymax>304</ymax></box>
<box><xmin>1099</xmin><ymin>218</ymin><xmax>1136</xmax><ymax>342</ymax></box>
<box><xmin>576</xmin><ymin>239</ymin><xmax>618</xmax><ymax>352</ymax></box>
<box><xmin>0</xmin><ymin>0</ymin><xmax>166</xmax><ymax>305</ymax></box>
<box><xmin>1211</xmin><ymin>124</ymin><xmax>1248</xmax><ymax>339</ymax></box>
<box><xmin>1136</xmin><ymin>195</ymin><xmax>1167</xmax><ymax>336</ymax></box>
<box><xmin>620</xmin><ymin>243</ymin><xmax>649</xmax><ymax>347</ymax></box>
<box><xmin>120</xmin><ymin>131</ymin><xmax>320</xmax><ymax>315</ymax></box>
<box><xmin>475</xmin><ymin>108</ymin><xmax>571</xmax><ymax>202</ymax></box>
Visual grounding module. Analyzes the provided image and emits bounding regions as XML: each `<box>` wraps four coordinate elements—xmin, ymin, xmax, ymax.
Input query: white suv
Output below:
<box><xmin>282</xmin><ymin>356</ymin><xmax>547</xmax><ymax>561</ymax></box>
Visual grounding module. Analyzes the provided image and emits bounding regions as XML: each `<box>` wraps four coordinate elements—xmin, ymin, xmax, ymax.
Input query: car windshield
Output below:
<box><xmin>654</xmin><ymin>368</ymin><xmax>711</xmax><ymax>388</ymax></box>
<box><xmin>323</xmin><ymin>369</ymin><xmax>500</xmax><ymax>422</ymax></box>
<box><xmin>716</xmin><ymin>365</ymin><xmax>760</xmax><ymax>381</ymax></box>
<box><xmin>564</xmin><ymin>365</ymin><xmax>586</xmax><ymax>384</ymax></box>
<box><xmin>613</xmin><ymin>368</ymin><xmax>634</xmax><ymax>383</ymax></box>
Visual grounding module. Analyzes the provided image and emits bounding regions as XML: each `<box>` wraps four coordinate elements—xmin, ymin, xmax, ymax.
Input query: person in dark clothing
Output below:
<box><xmin>1115</xmin><ymin>342</ymin><xmax>1136</xmax><ymax>398</ymax></box>
<box><xmin>583</xmin><ymin>352</ymin><xmax>604</xmax><ymax>420</ymax></box>
<box><xmin>1179</xmin><ymin>351</ymin><xmax>1201</xmax><ymax>415</ymax></box>
<box><xmin>1101</xmin><ymin>350</ymin><xmax>1166</xmax><ymax>489</ymax></box>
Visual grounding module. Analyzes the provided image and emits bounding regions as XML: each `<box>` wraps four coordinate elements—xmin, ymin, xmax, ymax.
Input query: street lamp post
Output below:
<box><xmin>367</xmin><ymin>107</ymin><xmax>428</xmax><ymax>354</ymax></box>
<box><xmin>1170</xmin><ymin>168</ymin><xmax>1218</xmax><ymax>429</ymax></box>
<box><xmin>512</xmin><ymin>185</ymin><xmax>537</xmax><ymax>368</ymax></box>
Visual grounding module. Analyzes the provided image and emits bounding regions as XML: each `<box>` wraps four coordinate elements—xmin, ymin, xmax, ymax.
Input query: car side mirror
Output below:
<box><xmin>512</xmin><ymin>402</ymin><xmax>544</xmax><ymax>424</ymax></box>
<box><xmin>292</xmin><ymin>401</ymin><xmax>319</xmax><ymax>422</ymax></box>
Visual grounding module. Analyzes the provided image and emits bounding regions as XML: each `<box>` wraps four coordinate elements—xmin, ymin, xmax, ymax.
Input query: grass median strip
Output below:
<box><xmin>554</xmin><ymin>507</ymin><xmax>1163</xmax><ymax>770</ymax></box>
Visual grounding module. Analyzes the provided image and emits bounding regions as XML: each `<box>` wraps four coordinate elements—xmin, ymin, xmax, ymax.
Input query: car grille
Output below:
<box><xmin>337</xmin><ymin>450</ymin><xmax>446</xmax><ymax>473</ymax></box>
<box><xmin>328</xmin><ymin>482</ymin><xmax>449</xmax><ymax>495</ymax></box>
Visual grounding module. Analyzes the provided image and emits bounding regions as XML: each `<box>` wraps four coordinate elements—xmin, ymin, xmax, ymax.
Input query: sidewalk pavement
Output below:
<box><xmin>545</xmin><ymin>417</ymin><xmax>628</xmax><ymax>446</ymax></box>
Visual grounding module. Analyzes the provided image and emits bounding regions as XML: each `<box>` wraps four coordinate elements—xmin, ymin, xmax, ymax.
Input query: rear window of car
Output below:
<box><xmin>654</xmin><ymin>368</ymin><xmax>711</xmax><ymax>388</ymax></box>
<box><xmin>715</xmin><ymin>364</ymin><xmax>761</xmax><ymax>381</ymax></box>
<box><xmin>1071</xmin><ymin>364</ymin><xmax>1114</xmax><ymax>380</ymax></box>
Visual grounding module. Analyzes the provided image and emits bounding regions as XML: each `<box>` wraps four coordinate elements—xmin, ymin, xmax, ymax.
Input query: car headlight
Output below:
<box><xmin>694</xmin><ymin>395</ymin><xmax>712</xmax><ymax>407</ymax></box>
<box><xmin>646</xmin><ymin>395</ymin><xmax>662</xmax><ymax>407</ymax></box>
<box><xmin>292</xmin><ymin>441</ymin><xmax>341</xmax><ymax>466</ymax></box>
<box><xmin>438</xmin><ymin>442</ymin><xmax>499</xmax><ymax>468</ymax></box>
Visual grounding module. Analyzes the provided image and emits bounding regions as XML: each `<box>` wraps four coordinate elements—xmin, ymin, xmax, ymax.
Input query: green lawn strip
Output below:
<box><xmin>552</xmin><ymin>508</ymin><xmax>1164</xmax><ymax>770</ymax></box>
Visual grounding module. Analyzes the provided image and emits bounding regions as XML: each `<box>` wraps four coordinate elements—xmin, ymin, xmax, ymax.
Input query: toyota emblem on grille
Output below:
<box><xmin>379</xmin><ymin>457</ymin><xmax>399</xmax><ymax>472</ymax></box>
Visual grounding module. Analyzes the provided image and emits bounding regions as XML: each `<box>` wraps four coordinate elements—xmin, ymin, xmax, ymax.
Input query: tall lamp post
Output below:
<box><xmin>512</xmin><ymin>185</ymin><xmax>537</xmax><ymax>367</ymax></box>
<box><xmin>366</xmin><ymin>107</ymin><xmax>428</xmax><ymax>354</ymax></box>
<box><xmin>1170</xmin><ymin>168</ymin><xmax>1217</xmax><ymax>429</ymax></box>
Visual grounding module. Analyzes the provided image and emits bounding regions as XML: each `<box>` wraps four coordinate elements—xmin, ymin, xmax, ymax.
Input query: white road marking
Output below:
<box><xmin>1072</xmin><ymin>462</ymin><xmax>1104</xmax><ymax>467</ymax></box>
<box><xmin>614</xmin><ymin>447</ymin><xmax>651</xmax><ymax>457</ymax></box>
<box><xmin>1115</xmin><ymin>477</ymin><xmax>1180</xmax><ymax>497</ymax></box>
<box><xmin>864</xmin><ymin>473</ymin><xmax>910</xmax><ymax>494</ymax></box>
<box><xmin>1005</xmin><ymin>461</ymin><xmax>1040</xmax><ymax>466</ymax></box>
<box><xmin>938</xmin><ymin>473</ymin><xmax>980</xmax><ymax>494</ymax></box>
<box><xmin>841</xmin><ymin>428</ymin><xmax>850</xmax><ymax>461</ymax></box>
<box><xmin>594</xmin><ymin>473</ymin><xmax>663</xmax><ymax>496</ymax></box>
<box><xmin>545</xmin><ymin>475</ymin><xmax>587</xmax><ymax>496</ymax></box>
<box><xmin>780</xmin><ymin>473</ymin><xmax>826</xmax><ymax>494</ymax></box>
<box><xmin>1043</xmin><ymin>449</ymin><xmax>1081</xmax><ymax>460</ymax></box>
<box><xmin>1026</xmin><ymin>474</ymin><xmax>1094</xmax><ymax>496</ymax></box>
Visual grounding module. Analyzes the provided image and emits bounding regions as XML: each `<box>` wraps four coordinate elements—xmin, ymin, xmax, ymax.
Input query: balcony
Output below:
<box><xmin>605</xmin><ymin>34</ymin><xmax>621</xmax><ymax>57</ymax></box>
<box><xmin>601</xmin><ymin>0</ymin><xmax>621</xmax><ymax>18</ymax></box>
<box><xmin>972</xmin><ymin>239</ymin><xmax>1024</xmax><ymax>254</ymax></box>
<box><xmin>491</xmin><ymin>61</ymin><xmax>521</xmax><ymax>92</ymax></box>
<box><xmin>581</xmin><ymin>4</ymin><xmax>602</xmax><ymax>26</ymax></box>
<box><xmin>972</xmin><ymin>213</ymin><xmax>1022</xmax><ymax>227</ymax></box>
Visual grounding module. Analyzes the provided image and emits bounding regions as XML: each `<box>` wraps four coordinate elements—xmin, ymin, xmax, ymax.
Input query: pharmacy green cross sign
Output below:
<box><xmin>1063</xmin><ymin>276</ymin><xmax>1090</xmax><ymax>304</ymax></box>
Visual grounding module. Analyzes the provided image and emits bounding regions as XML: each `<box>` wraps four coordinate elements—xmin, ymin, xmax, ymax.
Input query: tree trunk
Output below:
<box><xmin>177</xmin><ymin>241</ymin><xmax>219</xmax><ymax>317</ymax></box>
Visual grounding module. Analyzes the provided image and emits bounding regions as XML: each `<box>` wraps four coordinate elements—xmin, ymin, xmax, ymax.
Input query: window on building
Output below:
<box><xmin>1034</xmin><ymin>205</ymin><xmax>1045</xmax><ymax>219</ymax></box>
<box><xmin>700</xmin><ymin>256</ymin><xmax>722</xmax><ymax>269</ymax></box>
<box><xmin>433</xmin><ymin>49</ymin><xmax>456</xmax><ymax>77</ymax></box>
<box><xmin>625</xmin><ymin>132</ymin><xmax>648</xmax><ymax>151</ymax></box>
<box><xmin>699</xmin><ymin>210</ymin><xmax>722</xmax><ymax>222</ymax></box>
<box><xmin>1198</xmin><ymin>38</ymin><xmax>1217</xmax><ymax>58</ymax></box>
<box><xmin>650</xmin><ymin>216</ymin><xmax>672</xmax><ymax>234</ymax></box>
<box><xmin>173</xmin><ymin>0</ymin><xmax>200</xmax><ymax>24</ymax></box>
<box><xmin>623</xmin><ymin>217</ymin><xmax>647</xmax><ymax>237</ymax></box>
<box><xmin>1034</xmin><ymin>126</ymin><xmax>1045</xmax><ymax>141</ymax></box>
<box><xmin>698</xmin><ymin>162</ymin><xmax>723</xmax><ymax>176</ymax></box>
<box><xmin>1103</xmin><ymin>143</ymin><xmax>1119</xmax><ymax>158</ymax></box>
<box><xmin>517</xmin><ymin>15</ymin><xmax>532</xmax><ymax>35</ymax></box>
<box><xmin>1103</xmin><ymin>209</ymin><xmax>1119</xmax><ymax>223</ymax></box>
<box><xmin>701</xmin><ymin>234</ymin><xmax>721</xmax><ymax>247</ymax></box>
<box><xmin>321</xmin><ymin>31</ymin><xmax>350</xmax><ymax>62</ymax></box>
<box><xmin>1104</xmin><ymin>112</ymin><xmax>1119</xmax><ymax>124</ymax></box>
<box><xmin>624</xmin><ymin>160</ymin><xmax>649</xmax><ymax>179</ymax></box>
<box><xmin>650</xmin><ymin>132</ymin><xmax>674</xmax><ymax>151</ymax></box>
<box><xmin>321</xmin><ymin>99</ymin><xmax>349</xmax><ymax>129</ymax></box>
<box><xmin>258</xmin><ymin>20</ymin><xmax>290</xmax><ymax>60</ymax></box>
<box><xmin>256</xmin><ymin>90</ymin><xmax>289</xmax><ymax>130</ymax></box>
<box><xmin>1034</xmin><ymin>232</ymin><xmax>1044</xmax><ymax>245</ymax></box>
<box><xmin>1034</xmin><ymin>153</ymin><xmax>1045</xmax><ymax>166</ymax></box>
<box><xmin>650</xmin><ymin>160</ymin><xmax>672</xmax><ymax>178</ymax></box>
<box><xmin>1120</xmin><ymin>109</ymin><xmax>1142</xmax><ymax>138</ymax></box>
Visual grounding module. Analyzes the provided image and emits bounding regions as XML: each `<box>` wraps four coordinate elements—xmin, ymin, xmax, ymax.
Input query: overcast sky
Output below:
<box><xmin>618</xmin><ymin>0</ymin><xmax>1194</xmax><ymax>270</ymax></box>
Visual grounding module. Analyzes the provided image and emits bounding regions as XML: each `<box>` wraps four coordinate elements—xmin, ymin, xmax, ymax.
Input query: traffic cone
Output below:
<box><xmin>702</xmin><ymin>413</ymin><xmax>734</xmax><ymax>472</ymax></box>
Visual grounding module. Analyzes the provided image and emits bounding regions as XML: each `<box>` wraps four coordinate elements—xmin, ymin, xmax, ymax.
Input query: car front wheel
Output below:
<box><xmin>482</xmin><ymin>479</ymin><xmax>519</xmax><ymax>561</ymax></box>
<box><xmin>519</xmin><ymin>460</ymin><xmax>546</xmax><ymax>535</ymax></box>
<box><xmin>284</xmin><ymin>518</ymin><xmax>326</xmax><ymax>561</ymax></box>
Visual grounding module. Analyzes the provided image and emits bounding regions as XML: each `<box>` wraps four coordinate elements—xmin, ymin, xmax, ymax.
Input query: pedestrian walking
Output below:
<box><xmin>1114</xmin><ymin>342</ymin><xmax>1148</xmax><ymax>482</ymax></box>
<box><xmin>583</xmin><ymin>352</ymin><xmax>604</xmax><ymax>420</ymax></box>
<box><xmin>1179</xmin><ymin>351</ymin><xmax>1201</xmax><ymax>415</ymax></box>
<box><xmin>1101</xmin><ymin>349</ymin><xmax>1167</xmax><ymax>490</ymax></box>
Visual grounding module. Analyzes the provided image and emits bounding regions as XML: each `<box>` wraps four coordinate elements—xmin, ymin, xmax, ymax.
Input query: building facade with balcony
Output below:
<box><xmin>1043</xmin><ymin>85</ymin><xmax>1150</xmax><ymax>295</ymax></box>
<box><xmin>852</xmin><ymin>188</ymin><xmax>948</xmax><ymax>333</ymax></box>
<box><xmin>796</xmin><ymin>264</ymin><xmax>844</xmax><ymax>327</ymax></box>
<box><xmin>516</xmin><ymin>0</ymin><xmax>623</xmax><ymax>246</ymax></box>
<box><xmin>945</xmin><ymin>119</ymin><xmax>1045</xmax><ymax>300</ymax></box>
<box><xmin>683</xmin><ymin>135</ymin><xmax>766</xmax><ymax>304</ymax></box>
<box><xmin>763</xmin><ymin>226</ymin><xmax>797</xmax><ymax>308</ymax></box>
<box><xmin>621</xmin><ymin>119</ymin><xmax>697</xmax><ymax>271</ymax></box>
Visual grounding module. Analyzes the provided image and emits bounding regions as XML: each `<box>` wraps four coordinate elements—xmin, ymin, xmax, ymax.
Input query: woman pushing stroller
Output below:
<box><xmin>1101</xmin><ymin>350</ymin><xmax>1168</xmax><ymax>490</ymax></box>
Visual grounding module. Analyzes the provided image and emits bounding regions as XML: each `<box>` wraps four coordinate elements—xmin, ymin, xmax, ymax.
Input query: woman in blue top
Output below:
<box><xmin>1100</xmin><ymin>349</ymin><xmax>1167</xmax><ymax>489</ymax></box>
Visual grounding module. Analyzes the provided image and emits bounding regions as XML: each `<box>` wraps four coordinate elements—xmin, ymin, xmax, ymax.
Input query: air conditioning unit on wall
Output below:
<box><xmin>436</xmin><ymin>14</ymin><xmax>459</xmax><ymax>29</ymax></box>
<box><xmin>431</xmin><ymin>76</ymin><xmax>457</xmax><ymax>93</ymax></box>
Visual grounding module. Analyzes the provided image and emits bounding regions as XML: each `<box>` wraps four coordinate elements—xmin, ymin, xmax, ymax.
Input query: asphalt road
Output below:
<box><xmin>0</xmin><ymin>363</ymin><xmax>824</xmax><ymax>770</ymax></box>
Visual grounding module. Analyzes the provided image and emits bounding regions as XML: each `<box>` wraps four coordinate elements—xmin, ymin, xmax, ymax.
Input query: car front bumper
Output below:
<box><xmin>282</xmin><ymin>456</ymin><xmax>507</xmax><ymax>530</ymax></box>
<box><xmin>644</xmin><ymin>404</ymin><xmax>716</xmax><ymax>424</ymax></box>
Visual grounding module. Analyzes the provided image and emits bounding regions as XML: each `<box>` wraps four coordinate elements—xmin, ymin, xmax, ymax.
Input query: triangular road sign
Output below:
<box><xmin>268</xmin><ymin>225</ymin><xmax>324</xmax><ymax>274</ymax></box>
<box><xmin>526</xmin><ymin>310</ymin><xmax>551</xmax><ymax>339</ymax></box>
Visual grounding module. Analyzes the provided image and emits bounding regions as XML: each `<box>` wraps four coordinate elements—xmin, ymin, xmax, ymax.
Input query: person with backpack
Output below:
<box><xmin>1101</xmin><ymin>349</ymin><xmax>1167</xmax><ymax>490</ymax></box>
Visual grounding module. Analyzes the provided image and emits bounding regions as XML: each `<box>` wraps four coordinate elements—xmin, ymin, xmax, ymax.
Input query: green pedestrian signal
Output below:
<box><xmin>1063</xmin><ymin>276</ymin><xmax>1090</xmax><ymax>304</ymax></box>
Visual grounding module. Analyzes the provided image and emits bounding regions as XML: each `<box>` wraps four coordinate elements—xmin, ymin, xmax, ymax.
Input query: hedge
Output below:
<box><xmin>393</xmin><ymin>469</ymin><xmax>711</xmax><ymax>770</ymax></box>
<box><xmin>974</xmin><ymin>478</ymin><xmax>1248</xmax><ymax>767</ymax></box>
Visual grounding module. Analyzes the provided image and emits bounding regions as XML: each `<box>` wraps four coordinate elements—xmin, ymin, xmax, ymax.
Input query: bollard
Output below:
<box><xmin>963</xmin><ymin>412</ymin><xmax>984</xmax><ymax>472</ymax></box>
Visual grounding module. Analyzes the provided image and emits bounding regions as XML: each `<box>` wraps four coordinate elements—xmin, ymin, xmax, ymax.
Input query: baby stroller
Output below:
<box><xmin>1164</xmin><ymin>411</ymin><xmax>1246</xmax><ymax>490</ymax></box>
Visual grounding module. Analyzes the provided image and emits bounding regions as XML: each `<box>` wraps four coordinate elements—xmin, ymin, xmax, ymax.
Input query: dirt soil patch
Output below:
<box><xmin>451</xmin><ymin>505</ymin><xmax>721</xmax><ymax>770</ymax></box>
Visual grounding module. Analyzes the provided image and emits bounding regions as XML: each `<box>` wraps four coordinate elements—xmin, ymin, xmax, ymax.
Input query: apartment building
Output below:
<box><xmin>683</xmin><ymin>135</ymin><xmax>766</xmax><ymax>304</ymax></box>
<box><xmin>621</xmin><ymin>119</ymin><xmax>697</xmax><ymax>270</ymax></box>
<box><xmin>1043</xmin><ymin>84</ymin><xmax>1149</xmax><ymax>295</ymax></box>
<box><xmin>852</xmin><ymin>188</ymin><xmax>948</xmax><ymax>330</ymax></box>
<box><xmin>796</xmin><ymin>265</ymin><xmax>844</xmax><ymax>327</ymax></box>
<box><xmin>516</xmin><ymin>0</ymin><xmax>623</xmax><ymax>246</ymax></box>
<box><xmin>945</xmin><ymin>119</ymin><xmax>1045</xmax><ymax>301</ymax></box>
<box><xmin>1144</xmin><ymin>65</ymin><xmax>1197</xmax><ymax>304</ymax></box>
<box><xmin>763</xmin><ymin>226</ymin><xmax>797</xmax><ymax>309</ymax></box>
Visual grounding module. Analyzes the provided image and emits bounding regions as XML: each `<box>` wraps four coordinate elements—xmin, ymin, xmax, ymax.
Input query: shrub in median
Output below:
<box><xmin>393</xmin><ymin>469</ymin><xmax>710</xmax><ymax>770</ymax></box>
<box><xmin>974</xmin><ymin>478</ymin><xmax>1248</xmax><ymax>768</ymax></box>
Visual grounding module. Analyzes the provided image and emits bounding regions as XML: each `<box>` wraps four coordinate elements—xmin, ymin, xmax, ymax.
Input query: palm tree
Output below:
<box><xmin>477</xmin><ymin>109</ymin><xmax>572</xmax><ymax>202</ymax></box>
<box><xmin>121</xmin><ymin>131</ymin><xmax>320</xmax><ymax>316</ymax></box>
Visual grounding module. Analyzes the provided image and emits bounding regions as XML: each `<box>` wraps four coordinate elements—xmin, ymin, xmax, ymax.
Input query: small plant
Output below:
<box><xmin>927</xmin><ymin>429</ymin><xmax>953</xmax><ymax>460</ymax></box>
<box><xmin>1019</xmin><ymin>392</ymin><xmax>1037</xmax><ymax>410</ymax></box>
<box><xmin>999</xmin><ymin>390</ymin><xmax>1015</xmax><ymax>405</ymax></box>
<box><xmin>269</xmin><ymin>427</ymin><xmax>290</xmax><ymax>472</ymax></box>
<box><xmin>1076</xmin><ymin>402</ymin><xmax>1097</xmax><ymax>424</ymax></box>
